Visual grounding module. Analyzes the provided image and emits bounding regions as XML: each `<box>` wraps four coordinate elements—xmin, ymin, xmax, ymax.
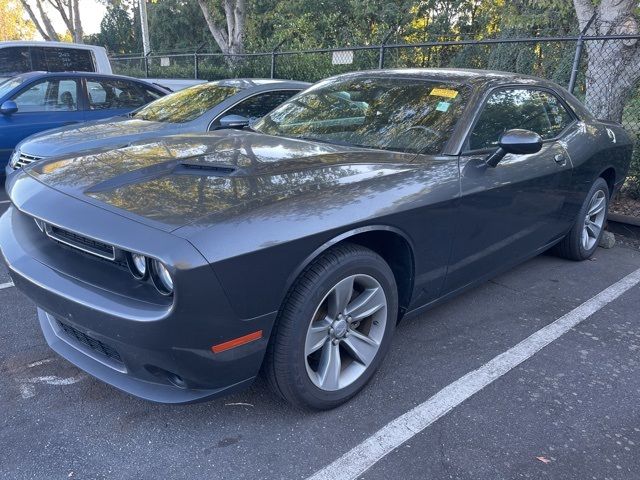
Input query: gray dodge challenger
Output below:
<box><xmin>0</xmin><ymin>69</ymin><xmax>633</xmax><ymax>409</ymax></box>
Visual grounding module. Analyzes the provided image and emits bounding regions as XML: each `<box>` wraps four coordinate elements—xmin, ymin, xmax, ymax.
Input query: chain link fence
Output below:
<box><xmin>111</xmin><ymin>35</ymin><xmax>640</xmax><ymax>198</ymax></box>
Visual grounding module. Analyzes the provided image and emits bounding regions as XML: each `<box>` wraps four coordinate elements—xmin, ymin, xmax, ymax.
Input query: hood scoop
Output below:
<box><xmin>83</xmin><ymin>159</ymin><xmax>238</xmax><ymax>195</ymax></box>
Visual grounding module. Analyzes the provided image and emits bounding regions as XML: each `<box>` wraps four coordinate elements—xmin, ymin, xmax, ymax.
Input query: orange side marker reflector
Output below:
<box><xmin>211</xmin><ymin>330</ymin><xmax>263</xmax><ymax>354</ymax></box>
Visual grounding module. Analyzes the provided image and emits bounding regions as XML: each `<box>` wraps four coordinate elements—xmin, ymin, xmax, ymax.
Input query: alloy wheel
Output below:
<box><xmin>304</xmin><ymin>274</ymin><xmax>388</xmax><ymax>391</ymax></box>
<box><xmin>581</xmin><ymin>189</ymin><xmax>607</xmax><ymax>251</ymax></box>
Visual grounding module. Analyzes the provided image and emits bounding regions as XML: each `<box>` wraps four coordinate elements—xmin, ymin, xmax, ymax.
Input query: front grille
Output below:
<box><xmin>44</xmin><ymin>223</ymin><xmax>116</xmax><ymax>261</ymax></box>
<box><xmin>56</xmin><ymin>319</ymin><xmax>123</xmax><ymax>364</ymax></box>
<box><xmin>13</xmin><ymin>152</ymin><xmax>43</xmax><ymax>169</ymax></box>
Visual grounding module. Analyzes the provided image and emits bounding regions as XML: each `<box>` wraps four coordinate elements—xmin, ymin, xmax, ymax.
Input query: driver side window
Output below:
<box><xmin>469</xmin><ymin>88</ymin><xmax>573</xmax><ymax>150</ymax></box>
<box><xmin>210</xmin><ymin>90</ymin><xmax>300</xmax><ymax>130</ymax></box>
<box><xmin>12</xmin><ymin>79</ymin><xmax>78</xmax><ymax>112</ymax></box>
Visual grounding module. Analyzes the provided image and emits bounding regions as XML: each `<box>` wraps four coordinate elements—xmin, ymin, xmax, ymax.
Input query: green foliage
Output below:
<box><xmin>147</xmin><ymin>0</ymin><xmax>214</xmax><ymax>53</ymax></box>
<box><xmin>87</xmin><ymin>3</ymin><xmax>140</xmax><ymax>54</ymax></box>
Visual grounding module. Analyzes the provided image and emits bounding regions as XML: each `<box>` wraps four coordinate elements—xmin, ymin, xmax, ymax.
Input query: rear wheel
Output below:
<box><xmin>264</xmin><ymin>243</ymin><xmax>398</xmax><ymax>410</ymax></box>
<box><xmin>555</xmin><ymin>177</ymin><xmax>609</xmax><ymax>261</ymax></box>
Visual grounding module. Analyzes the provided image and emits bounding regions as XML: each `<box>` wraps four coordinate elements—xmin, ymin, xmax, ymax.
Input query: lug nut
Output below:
<box><xmin>332</xmin><ymin>339</ymin><xmax>340</xmax><ymax>345</ymax></box>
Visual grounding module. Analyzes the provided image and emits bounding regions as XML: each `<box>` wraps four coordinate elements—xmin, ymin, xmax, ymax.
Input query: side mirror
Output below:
<box><xmin>485</xmin><ymin>129</ymin><xmax>543</xmax><ymax>167</ymax></box>
<box><xmin>0</xmin><ymin>100</ymin><xmax>18</xmax><ymax>115</ymax></box>
<box><xmin>218</xmin><ymin>114</ymin><xmax>250</xmax><ymax>129</ymax></box>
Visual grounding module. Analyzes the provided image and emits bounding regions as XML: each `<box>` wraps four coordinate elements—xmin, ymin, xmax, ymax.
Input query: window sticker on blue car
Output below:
<box><xmin>436</xmin><ymin>101</ymin><xmax>451</xmax><ymax>112</ymax></box>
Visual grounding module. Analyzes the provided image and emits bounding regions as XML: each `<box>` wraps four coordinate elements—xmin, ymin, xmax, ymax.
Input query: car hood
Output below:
<box><xmin>23</xmin><ymin>130</ymin><xmax>416</xmax><ymax>232</ymax></box>
<box><xmin>19</xmin><ymin>118</ymin><xmax>174</xmax><ymax>158</ymax></box>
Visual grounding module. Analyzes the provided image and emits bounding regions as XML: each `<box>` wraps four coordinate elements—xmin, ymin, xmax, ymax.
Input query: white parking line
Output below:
<box><xmin>307</xmin><ymin>267</ymin><xmax>640</xmax><ymax>480</ymax></box>
<box><xmin>0</xmin><ymin>200</ymin><xmax>10</xmax><ymax>204</ymax></box>
<box><xmin>0</xmin><ymin>281</ymin><xmax>14</xmax><ymax>290</ymax></box>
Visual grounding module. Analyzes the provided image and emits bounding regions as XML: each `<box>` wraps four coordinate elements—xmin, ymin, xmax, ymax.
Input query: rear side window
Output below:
<box><xmin>469</xmin><ymin>88</ymin><xmax>574</xmax><ymax>150</ymax></box>
<box><xmin>30</xmin><ymin>47</ymin><xmax>95</xmax><ymax>73</ymax></box>
<box><xmin>0</xmin><ymin>47</ymin><xmax>31</xmax><ymax>77</ymax></box>
<box><xmin>12</xmin><ymin>78</ymin><xmax>79</xmax><ymax>112</ymax></box>
<box><xmin>86</xmin><ymin>79</ymin><xmax>157</xmax><ymax>110</ymax></box>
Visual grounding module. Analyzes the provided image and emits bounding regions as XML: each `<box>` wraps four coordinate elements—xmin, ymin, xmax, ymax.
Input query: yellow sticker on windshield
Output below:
<box><xmin>430</xmin><ymin>88</ymin><xmax>458</xmax><ymax>99</ymax></box>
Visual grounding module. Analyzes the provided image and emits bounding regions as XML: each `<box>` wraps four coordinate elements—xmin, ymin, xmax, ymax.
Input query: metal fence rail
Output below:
<box><xmin>110</xmin><ymin>34</ymin><xmax>640</xmax><ymax>197</ymax></box>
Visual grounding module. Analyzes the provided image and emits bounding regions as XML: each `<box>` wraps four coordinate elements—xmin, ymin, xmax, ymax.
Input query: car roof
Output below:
<box><xmin>0</xmin><ymin>40</ymin><xmax>104</xmax><ymax>50</ymax></box>
<box><xmin>340</xmin><ymin>68</ymin><xmax>558</xmax><ymax>88</ymax></box>
<box><xmin>211</xmin><ymin>78</ymin><xmax>311</xmax><ymax>90</ymax></box>
<box><xmin>4</xmin><ymin>71</ymin><xmax>170</xmax><ymax>92</ymax></box>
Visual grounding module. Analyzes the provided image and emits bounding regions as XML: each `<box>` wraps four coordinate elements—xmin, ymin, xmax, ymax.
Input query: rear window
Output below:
<box><xmin>0</xmin><ymin>47</ymin><xmax>31</xmax><ymax>77</ymax></box>
<box><xmin>31</xmin><ymin>47</ymin><xmax>95</xmax><ymax>73</ymax></box>
<box><xmin>0</xmin><ymin>46</ymin><xmax>95</xmax><ymax>77</ymax></box>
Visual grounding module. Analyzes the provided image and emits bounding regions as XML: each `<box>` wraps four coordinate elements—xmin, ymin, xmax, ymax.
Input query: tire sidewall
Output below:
<box><xmin>285</xmin><ymin>252</ymin><xmax>398</xmax><ymax>409</ymax></box>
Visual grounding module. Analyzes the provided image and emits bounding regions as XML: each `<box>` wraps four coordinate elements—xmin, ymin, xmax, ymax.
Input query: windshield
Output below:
<box><xmin>254</xmin><ymin>76</ymin><xmax>470</xmax><ymax>154</ymax></box>
<box><xmin>0</xmin><ymin>75</ymin><xmax>25</xmax><ymax>99</ymax></box>
<box><xmin>132</xmin><ymin>83</ymin><xmax>241</xmax><ymax>123</ymax></box>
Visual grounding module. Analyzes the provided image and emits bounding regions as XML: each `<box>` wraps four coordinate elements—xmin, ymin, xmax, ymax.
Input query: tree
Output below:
<box><xmin>197</xmin><ymin>0</ymin><xmax>246</xmax><ymax>55</ymax></box>
<box><xmin>148</xmin><ymin>0</ymin><xmax>212</xmax><ymax>53</ymax></box>
<box><xmin>573</xmin><ymin>0</ymin><xmax>640</xmax><ymax>121</ymax></box>
<box><xmin>88</xmin><ymin>3</ymin><xmax>138</xmax><ymax>54</ymax></box>
<box><xmin>0</xmin><ymin>0</ymin><xmax>35</xmax><ymax>40</ymax></box>
<box><xmin>19</xmin><ymin>0</ymin><xmax>84</xmax><ymax>43</ymax></box>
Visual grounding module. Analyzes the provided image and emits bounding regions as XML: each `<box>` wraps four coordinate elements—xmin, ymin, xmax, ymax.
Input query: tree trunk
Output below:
<box><xmin>584</xmin><ymin>38</ymin><xmax>639</xmax><ymax>120</ymax></box>
<box><xmin>573</xmin><ymin>0</ymin><xmax>640</xmax><ymax>122</ymax></box>
<box><xmin>197</xmin><ymin>0</ymin><xmax>246</xmax><ymax>56</ymax></box>
<box><xmin>19</xmin><ymin>0</ymin><xmax>84</xmax><ymax>43</ymax></box>
<box><xmin>72</xmin><ymin>0</ymin><xmax>83</xmax><ymax>43</ymax></box>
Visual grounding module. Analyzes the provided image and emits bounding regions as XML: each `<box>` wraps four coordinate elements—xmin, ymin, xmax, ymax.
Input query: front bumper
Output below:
<box><xmin>0</xmin><ymin>180</ymin><xmax>276</xmax><ymax>404</ymax></box>
<box><xmin>37</xmin><ymin>309</ymin><xmax>255</xmax><ymax>403</ymax></box>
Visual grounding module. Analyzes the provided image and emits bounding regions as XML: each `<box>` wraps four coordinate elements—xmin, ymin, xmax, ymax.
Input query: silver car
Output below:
<box><xmin>6</xmin><ymin>78</ymin><xmax>309</xmax><ymax>175</ymax></box>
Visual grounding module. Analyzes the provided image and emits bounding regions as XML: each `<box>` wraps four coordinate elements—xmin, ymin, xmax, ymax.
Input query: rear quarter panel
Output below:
<box><xmin>561</xmin><ymin>120</ymin><xmax>633</xmax><ymax>219</ymax></box>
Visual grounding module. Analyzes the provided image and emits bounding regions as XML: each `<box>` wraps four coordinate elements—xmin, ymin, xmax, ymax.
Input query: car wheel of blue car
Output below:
<box><xmin>264</xmin><ymin>243</ymin><xmax>398</xmax><ymax>410</ymax></box>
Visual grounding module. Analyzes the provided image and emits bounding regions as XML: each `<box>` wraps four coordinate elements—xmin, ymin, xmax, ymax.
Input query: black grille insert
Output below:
<box><xmin>45</xmin><ymin>224</ymin><xmax>115</xmax><ymax>260</ymax></box>
<box><xmin>56</xmin><ymin>319</ymin><xmax>123</xmax><ymax>365</ymax></box>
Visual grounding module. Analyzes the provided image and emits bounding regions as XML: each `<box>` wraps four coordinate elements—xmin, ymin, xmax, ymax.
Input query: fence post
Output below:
<box><xmin>271</xmin><ymin>39</ymin><xmax>286</xmax><ymax>79</ymax></box>
<box><xmin>568</xmin><ymin>12</ymin><xmax>597</xmax><ymax>94</ymax></box>
<box><xmin>270</xmin><ymin>52</ymin><xmax>277</xmax><ymax>79</ymax></box>
<box><xmin>194</xmin><ymin>44</ymin><xmax>206</xmax><ymax>80</ymax></box>
<box><xmin>144</xmin><ymin>52</ymin><xmax>152</xmax><ymax>78</ymax></box>
<box><xmin>378</xmin><ymin>30</ymin><xmax>394</xmax><ymax>69</ymax></box>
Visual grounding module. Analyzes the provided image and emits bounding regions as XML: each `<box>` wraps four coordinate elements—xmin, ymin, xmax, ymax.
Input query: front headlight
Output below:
<box><xmin>9</xmin><ymin>149</ymin><xmax>20</xmax><ymax>169</ymax></box>
<box><xmin>150</xmin><ymin>259</ymin><xmax>174</xmax><ymax>295</ymax></box>
<box><xmin>126</xmin><ymin>252</ymin><xmax>148</xmax><ymax>279</ymax></box>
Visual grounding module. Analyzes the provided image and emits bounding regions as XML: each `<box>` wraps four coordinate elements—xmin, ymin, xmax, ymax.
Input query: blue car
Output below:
<box><xmin>0</xmin><ymin>72</ymin><xmax>169</xmax><ymax>174</ymax></box>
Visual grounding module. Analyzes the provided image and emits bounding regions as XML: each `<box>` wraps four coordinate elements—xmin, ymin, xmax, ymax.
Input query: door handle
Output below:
<box><xmin>554</xmin><ymin>153</ymin><xmax>567</xmax><ymax>166</ymax></box>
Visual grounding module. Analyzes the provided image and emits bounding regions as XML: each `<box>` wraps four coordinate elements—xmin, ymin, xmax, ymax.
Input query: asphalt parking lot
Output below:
<box><xmin>1</xmin><ymin>193</ymin><xmax>640</xmax><ymax>480</ymax></box>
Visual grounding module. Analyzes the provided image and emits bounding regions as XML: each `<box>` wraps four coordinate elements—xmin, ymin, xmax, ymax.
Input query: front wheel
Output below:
<box><xmin>264</xmin><ymin>243</ymin><xmax>398</xmax><ymax>410</ymax></box>
<box><xmin>554</xmin><ymin>177</ymin><xmax>610</xmax><ymax>261</ymax></box>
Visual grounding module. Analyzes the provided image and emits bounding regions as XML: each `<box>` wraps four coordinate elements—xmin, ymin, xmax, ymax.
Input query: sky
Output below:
<box><xmin>31</xmin><ymin>0</ymin><xmax>107</xmax><ymax>38</ymax></box>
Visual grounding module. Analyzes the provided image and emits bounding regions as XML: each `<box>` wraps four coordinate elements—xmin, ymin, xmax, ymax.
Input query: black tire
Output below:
<box><xmin>554</xmin><ymin>177</ymin><xmax>610</xmax><ymax>261</ymax></box>
<box><xmin>264</xmin><ymin>243</ymin><xmax>398</xmax><ymax>410</ymax></box>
